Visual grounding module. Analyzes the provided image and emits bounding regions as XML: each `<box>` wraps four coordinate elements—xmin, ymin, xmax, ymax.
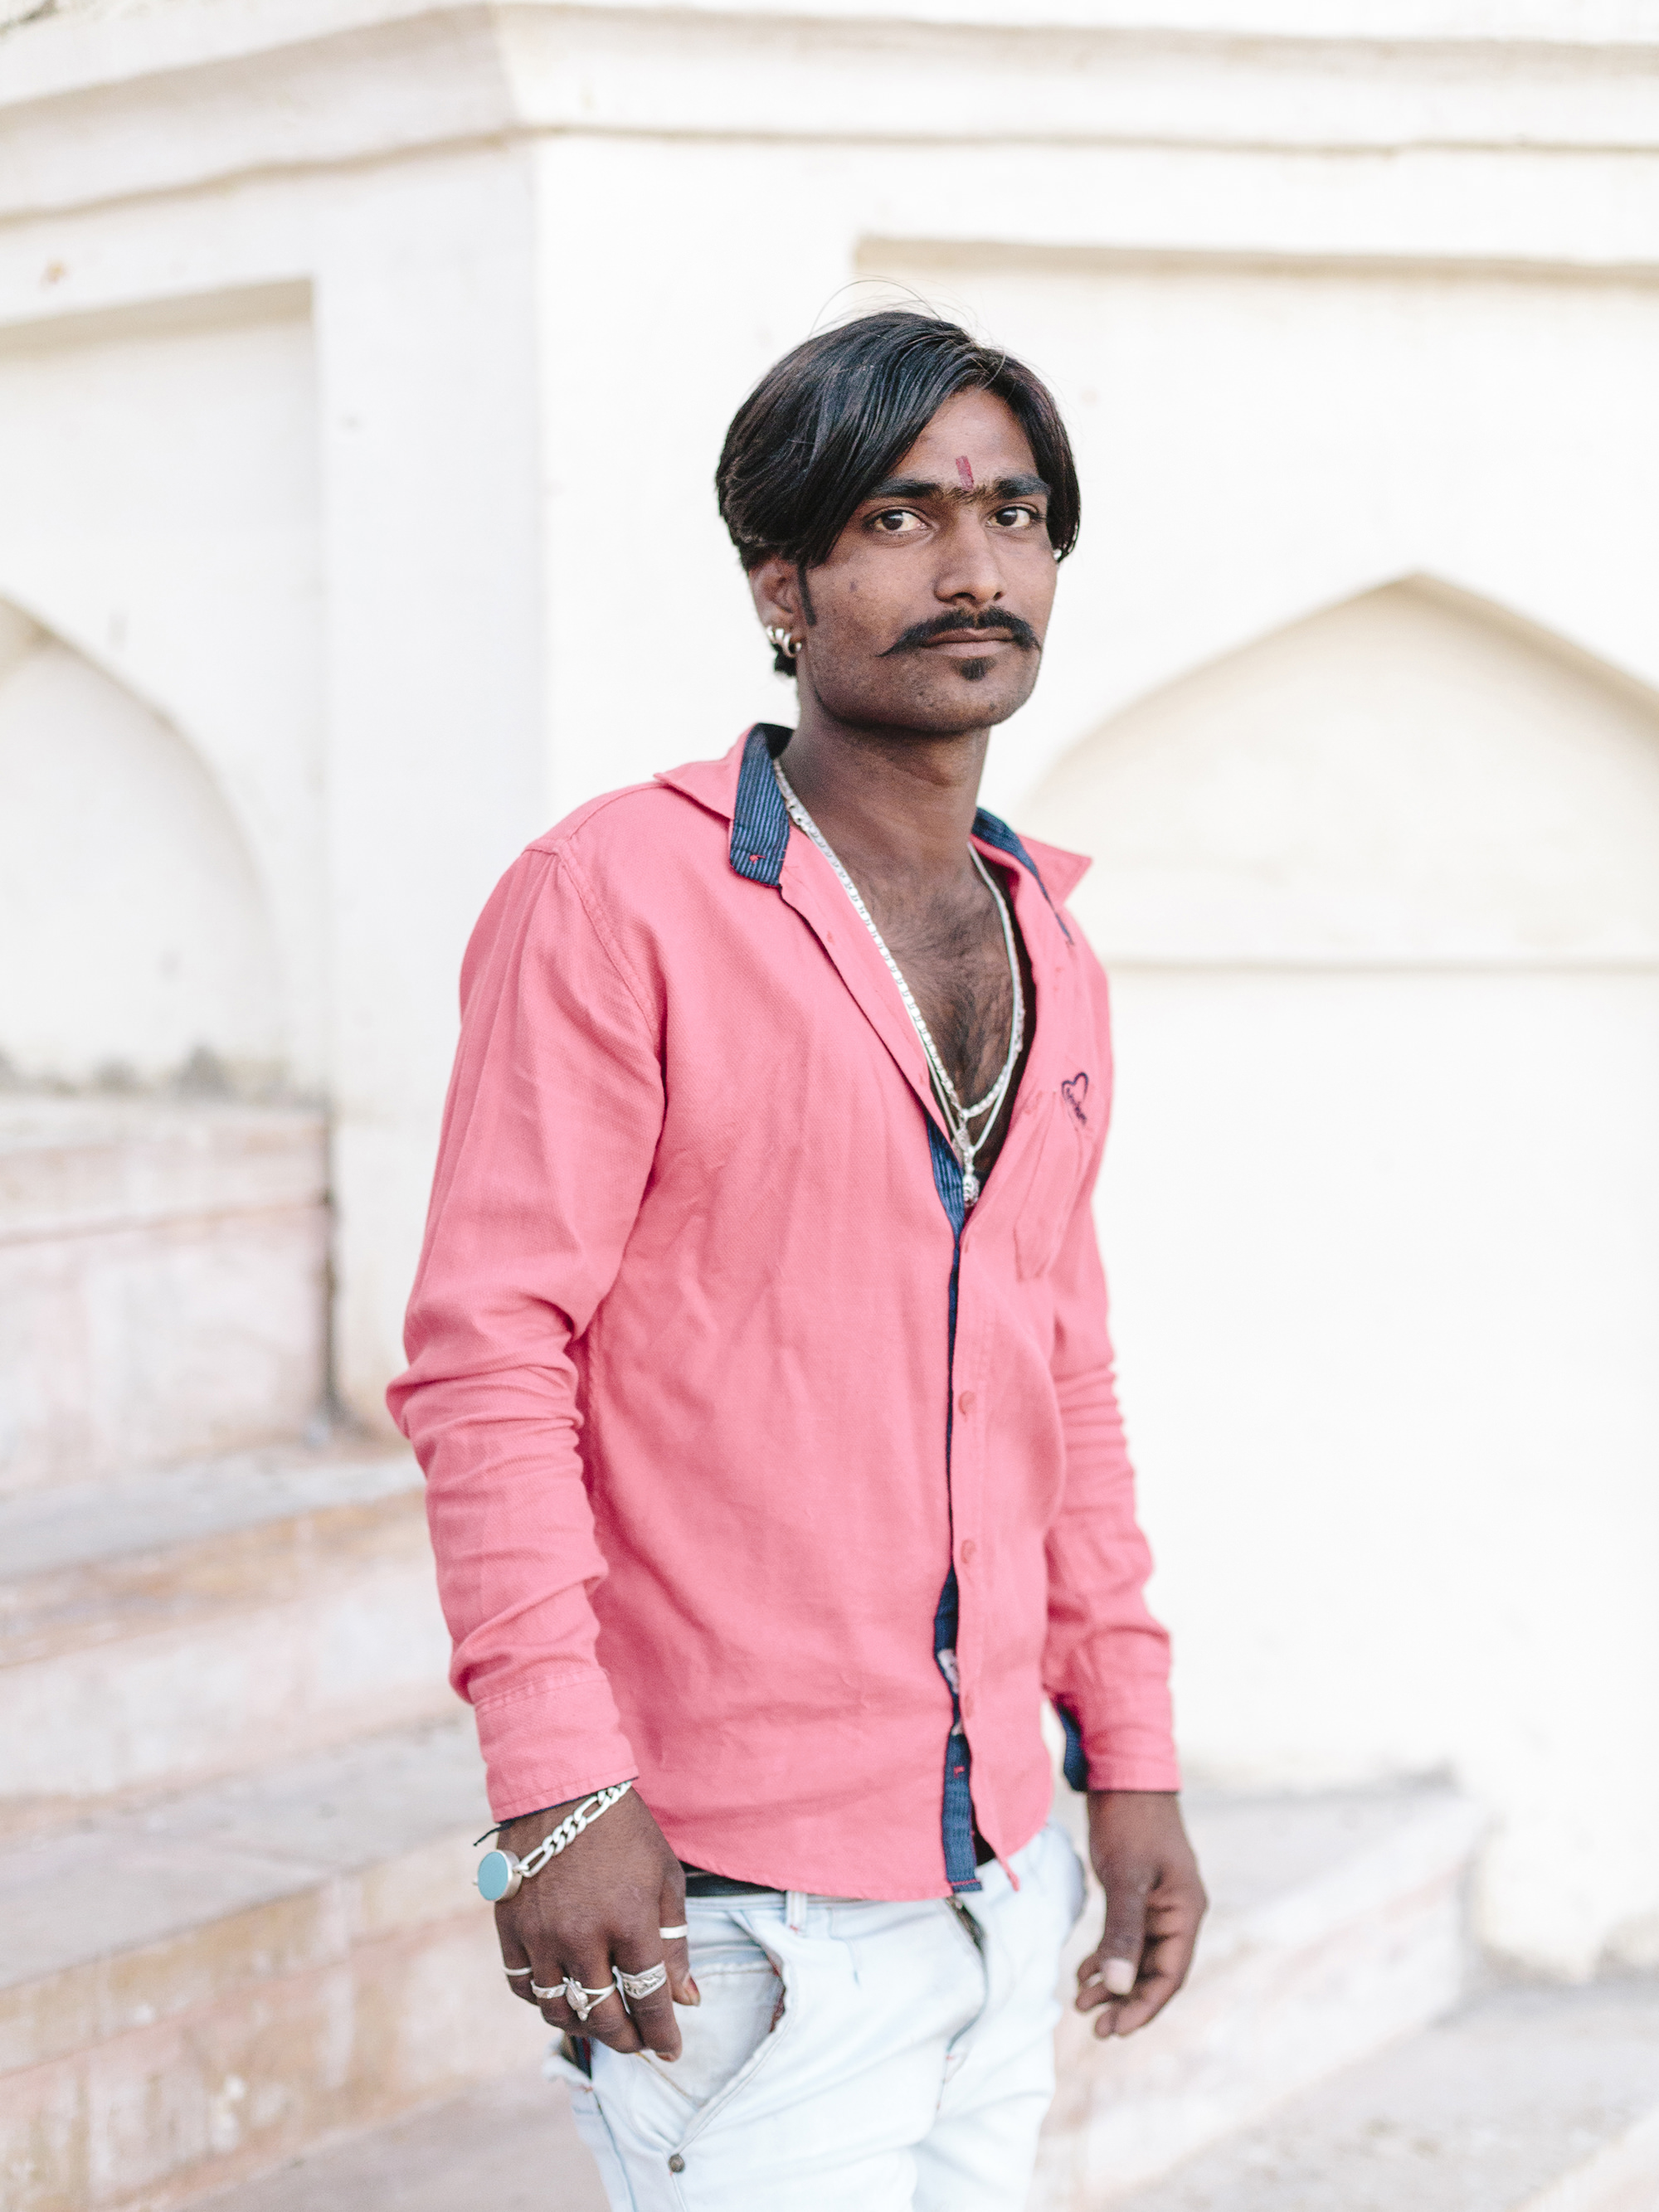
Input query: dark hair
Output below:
<box><xmin>717</xmin><ymin>309</ymin><xmax>1081</xmax><ymax>673</ymax></box>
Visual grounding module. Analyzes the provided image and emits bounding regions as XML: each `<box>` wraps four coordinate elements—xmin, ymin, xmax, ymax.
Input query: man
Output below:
<box><xmin>390</xmin><ymin>309</ymin><xmax>1205</xmax><ymax>2210</ymax></box>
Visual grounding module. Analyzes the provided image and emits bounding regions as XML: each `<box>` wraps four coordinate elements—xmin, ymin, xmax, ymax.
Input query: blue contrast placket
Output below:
<box><xmin>727</xmin><ymin>724</ymin><xmax>1072</xmax><ymax>1889</ymax></box>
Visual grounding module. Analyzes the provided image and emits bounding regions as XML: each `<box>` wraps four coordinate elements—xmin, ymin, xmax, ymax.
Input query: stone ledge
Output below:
<box><xmin>0</xmin><ymin>1100</ymin><xmax>326</xmax><ymax>1247</ymax></box>
<box><xmin>1109</xmin><ymin>1981</ymin><xmax>1659</xmax><ymax>2211</ymax></box>
<box><xmin>0</xmin><ymin>1103</ymin><xmax>330</xmax><ymax>1494</ymax></box>
<box><xmin>0</xmin><ymin>1447</ymin><xmax>453</xmax><ymax>1828</ymax></box>
<box><xmin>0</xmin><ymin>1442</ymin><xmax>422</xmax><ymax>1665</ymax></box>
<box><xmin>0</xmin><ymin>1714</ymin><xmax>552</xmax><ymax>2212</ymax></box>
<box><xmin>0</xmin><ymin>1714</ymin><xmax>489</xmax><ymax>2076</ymax></box>
<box><xmin>1036</xmin><ymin>1779</ymin><xmax>1485</xmax><ymax>2203</ymax></box>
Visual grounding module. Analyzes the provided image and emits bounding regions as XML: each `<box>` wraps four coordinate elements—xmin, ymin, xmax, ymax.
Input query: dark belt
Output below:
<box><xmin>681</xmin><ymin>1832</ymin><xmax>995</xmax><ymax>1898</ymax></box>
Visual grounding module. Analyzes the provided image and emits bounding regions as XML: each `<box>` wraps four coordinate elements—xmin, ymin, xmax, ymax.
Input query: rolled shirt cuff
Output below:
<box><xmin>472</xmin><ymin>1670</ymin><xmax>640</xmax><ymax>1824</ymax></box>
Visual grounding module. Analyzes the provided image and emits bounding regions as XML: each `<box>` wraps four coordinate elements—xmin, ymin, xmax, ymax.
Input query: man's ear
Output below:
<box><xmin>747</xmin><ymin>555</ymin><xmax>800</xmax><ymax>633</ymax></box>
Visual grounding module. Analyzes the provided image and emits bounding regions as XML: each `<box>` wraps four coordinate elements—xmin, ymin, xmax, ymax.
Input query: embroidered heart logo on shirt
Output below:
<box><xmin>1061</xmin><ymin>1072</ymin><xmax>1090</xmax><ymax>1125</ymax></box>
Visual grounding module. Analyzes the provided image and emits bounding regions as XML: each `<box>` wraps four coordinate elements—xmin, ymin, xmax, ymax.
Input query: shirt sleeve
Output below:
<box><xmin>1041</xmin><ymin>984</ymin><xmax>1180</xmax><ymax>1795</ymax></box>
<box><xmin>387</xmin><ymin>841</ymin><xmax>664</xmax><ymax>1821</ymax></box>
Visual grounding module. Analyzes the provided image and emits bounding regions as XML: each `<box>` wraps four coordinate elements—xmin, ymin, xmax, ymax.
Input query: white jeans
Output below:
<box><xmin>547</xmin><ymin>1821</ymin><xmax>1085</xmax><ymax>2211</ymax></box>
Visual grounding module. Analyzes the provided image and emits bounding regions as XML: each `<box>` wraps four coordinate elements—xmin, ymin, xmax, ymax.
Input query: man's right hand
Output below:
<box><xmin>494</xmin><ymin>1787</ymin><xmax>698</xmax><ymax>2059</ymax></box>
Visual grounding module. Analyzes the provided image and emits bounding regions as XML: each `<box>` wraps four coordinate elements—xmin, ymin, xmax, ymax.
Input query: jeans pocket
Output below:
<box><xmin>640</xmin><ymin>1947</ymin><xmax>785</xmax><ymax>2110</ymax></box>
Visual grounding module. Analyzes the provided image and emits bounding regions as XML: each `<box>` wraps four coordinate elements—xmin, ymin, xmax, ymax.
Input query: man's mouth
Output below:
<box><xmin>882</xmin><ymin>614</ymin><xmax>1041</xmax><ymax>658</ymax></box>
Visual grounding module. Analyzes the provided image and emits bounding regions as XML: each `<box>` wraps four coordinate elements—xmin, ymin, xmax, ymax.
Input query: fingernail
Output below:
<box><xmin>1103</xmin><ymin>1958</ymin><xmax>1136</xmax><ymax>1996</ymax></box>
<box><xmin>684</xmin><ymin>1978</ymin><xmax>701</xmax><ymax>2006</ymax></box>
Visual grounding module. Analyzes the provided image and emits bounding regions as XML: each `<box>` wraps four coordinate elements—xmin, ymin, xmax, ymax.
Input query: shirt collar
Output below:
<box><xmin>656</xmin><ymin>723</ymin><xmax>1087</xmax><ymax>927</ymax></box>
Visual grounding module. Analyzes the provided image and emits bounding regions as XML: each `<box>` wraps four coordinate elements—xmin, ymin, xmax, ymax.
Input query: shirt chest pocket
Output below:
<box><xmin>1009</xmin><ymin>1083</ymin><xmax>1089</xmax><ymax>1281</ymax></box>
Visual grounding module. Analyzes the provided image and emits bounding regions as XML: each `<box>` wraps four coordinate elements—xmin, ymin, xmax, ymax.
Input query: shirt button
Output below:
<box><xmin>957</xmin><ymin>1390</ymin><xmax>975</xmax><ymax>1414</ymax></box>
<box><xmin>669</xmin><ymin>2153</ymin><xmax>686</xmax><ymax>2172</ymax></box>
<box><xmin>961</xmin><ymin>1538</ymin><xmax>976</xmax><ymax>1564</ymax></box>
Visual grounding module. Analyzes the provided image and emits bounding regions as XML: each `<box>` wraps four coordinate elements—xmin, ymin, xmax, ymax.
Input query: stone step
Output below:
<box><xmin>0</xmin><ymin>1096</ymin><xmax>330</xmax><ymax>1495</ymax></box>
<box><xmin>174</xmin><ymin>1986</ymin><xmax>1659</xmax><ymax>2212</ymax></box>
<box><xmin>0</xmin><ymin>1714</ymin><xmax>549</xmax><ymax>2212</ymax></box>
<box><xmin>3</xmin><ymin>1762</ymin><xmax>1483</xmax><ymax>2212</ymax></box>
<box><xmin>1034</xmin><ymin>1775</ymin><xmax>1486</xmax><ymax>2204</ymax></box>
<box><xmin>187</xmin><ymin>2072</ymin><xmax>607</xmax><ymax>2212</ymax></box>
<box><xmin>1108</xmin><ymin>1983</ymin><xmax>1659</xmax><ymax>2212</ymax></box>
<box><xmin>0</xmin><ymin>1441</ymin><xmax>453</xmax><ymax>1831</ymax></box>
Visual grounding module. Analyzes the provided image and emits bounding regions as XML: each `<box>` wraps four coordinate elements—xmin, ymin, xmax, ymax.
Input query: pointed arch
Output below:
<box><xmin>0</xmin><ymin>601</ymin><xmax>282</xmax><ymax>1087</ymax></box>
<box><xmin>1024</xmin><ymin>576</ymin><xmax>1659</xmax><ymax>970</ymax></box>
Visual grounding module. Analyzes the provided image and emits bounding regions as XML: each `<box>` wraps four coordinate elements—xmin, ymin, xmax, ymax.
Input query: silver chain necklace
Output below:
<box><xmin>773</xmin><ymin>756</ymin><xmax>1024</xmax><ymax>1208</ymax></box>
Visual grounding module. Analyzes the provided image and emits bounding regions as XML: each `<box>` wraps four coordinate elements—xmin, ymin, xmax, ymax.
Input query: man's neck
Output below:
<box><xmin>777</xmin><ymin>702</ymin><xmax>990</xmax><ymax>892</ymax></box>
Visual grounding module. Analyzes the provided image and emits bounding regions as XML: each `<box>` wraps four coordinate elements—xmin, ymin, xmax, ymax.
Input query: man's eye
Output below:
<box><xmin>871</xmin><ymin>508</ymin><xmax>924</xmax><ymax>535</ymax></box>
<box><xmin>994</xmin><ymin>506</ymin><xmax>1040</xmax><ymax>530</ymax></box>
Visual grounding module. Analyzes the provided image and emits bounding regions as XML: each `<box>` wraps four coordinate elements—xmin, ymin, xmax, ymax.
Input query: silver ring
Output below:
<box><xmin>615</xmin><ymin>1962</ymin><xmax>668</xmax><ymax>2001</ymax></box>
<box><xmin>529</xmin><ymin>1981</ymin><xmax>561</xmax><ymax>2001</ymax></box>
<box><xmin>659</xmin><ymin>1924</ymin><xmax>688</xmax><ymax>1941</ymax></box>
<box><xmin>504</xmin><ymin>1966</ymin><xmax>533</xmax><ymax>1978</ymax></box>
<box><xmin>563</xmin><ymin>1977</ymin><xmax>620</xmax><ymax>2023</ymax></box>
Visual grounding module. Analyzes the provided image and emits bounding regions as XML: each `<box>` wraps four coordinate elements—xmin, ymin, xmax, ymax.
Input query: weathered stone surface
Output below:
<box><xmin>0</xmin><ymin>1719</ymin><xmax>549</xmax><ymax>2212</ymax></box>
<box><xmin>1108</xmin><ymin>1985</ymin><xmax>1659</xmax><ymax>2212</ymax></box>
<box><xmin>0</xmin><ymin>1101</ymin><xmax>328</xmax><ymax>1494</ymax></box>
<box><xmin>1034</xmin><ymin>1780</ymin><xmax>1484</xmax><ymax>2205</ymax></box>
<box><xmin>185</xmin><ymin>2071</ymin><xmax>605</xmax><ymax>2212</ymax></box>
<box><xmin>0</xmin><ymin>1446</ymin><xmax>451</xmax><ymax>1828</ymax></box>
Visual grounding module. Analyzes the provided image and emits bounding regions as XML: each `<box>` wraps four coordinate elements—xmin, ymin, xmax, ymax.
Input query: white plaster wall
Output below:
<box><xmin>1023</xmin><ymin>585</ymin><xmax>1659</xmax><ymax>1976</ymax></box>
<box><xmin>0</xmin><ymin>291</ymin><xmax>325</xmax><ymax>1082</ymax></box>
<box><xmin>313</xmin><ymin>148</ymin><xmax>547</xmax><ymax>1422</ymax></box>
<box><xmin>857</xmin><ymin>247</ymin><xmax>1659</xmax><ymax>816</ymax></box>
<box><xmin>0</xmin><ymin>143</ymin><xmax>549</xmax><ymax>1416</ymax></box>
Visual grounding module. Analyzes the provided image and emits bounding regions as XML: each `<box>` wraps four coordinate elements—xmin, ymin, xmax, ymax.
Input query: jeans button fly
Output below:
<box><xmin>669</xmin><ymin>2152</ymin><xmax>686</xmax><ymax>2172</ymax></box>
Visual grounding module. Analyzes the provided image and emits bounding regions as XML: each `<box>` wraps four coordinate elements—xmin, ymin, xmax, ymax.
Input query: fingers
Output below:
<box><xmin>555</xmin><ymin>1950</ymin><xmax>640</xmax><ymax>2053</ymax></box>
<box><xmin>1076</xmin><ymin>1879</ymin><xmax>1206</xmax><ymax>2039</ymax></box>
<box><xmin>496</xmin><ymin>1926</ymin><xmax>542</xmax><ymax>2010</ymax></box>
<box><xmin>659</xmin><ymin>1866</ymin><xmax>698</xmax><ymax>2010</ymax></box>
<box><xmin>614</xmin><ymin>1942</ymin><xmax>683</xmax><ymax>2061</ymax></box>
<box><xmin>1111</xmin><ymin>1889</ymin><xmax>1204</xmax><ymax>2037</ymax></box>
<box><xmin>1076</xmin><ymin>1868</ymin><xmax>1151</xmax><ymax>2038</ymax></box>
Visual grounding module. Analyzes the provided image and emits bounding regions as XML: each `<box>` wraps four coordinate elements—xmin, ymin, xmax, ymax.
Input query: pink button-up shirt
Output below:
<box><xmin>390</xmin><ymin>728</ymin><xmax>1176</xmax><ymax>1900</ymax></box>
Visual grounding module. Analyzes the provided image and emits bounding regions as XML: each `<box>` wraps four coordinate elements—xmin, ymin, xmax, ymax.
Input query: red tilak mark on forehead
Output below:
<box><xmin>956</xmin><ymin>455</ymin><xmax>975</xmax><ymax>490</ymax></box>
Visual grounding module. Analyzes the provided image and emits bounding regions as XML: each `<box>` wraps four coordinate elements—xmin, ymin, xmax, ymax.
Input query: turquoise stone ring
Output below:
<box><xmin>477</xmin><ymin>1848</ymin><xmax>523</xmax><ymax>1902</ymax></box>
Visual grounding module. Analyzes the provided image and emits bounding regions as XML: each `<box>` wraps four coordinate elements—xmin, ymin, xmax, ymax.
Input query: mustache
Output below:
<box><xmin>879</xmin><ymin>610</ymin><xmax>1042</xmax><ymax>657</ymax></box>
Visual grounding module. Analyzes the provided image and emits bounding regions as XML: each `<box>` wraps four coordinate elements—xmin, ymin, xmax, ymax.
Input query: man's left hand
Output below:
<box><xmin>1075</xmin><ymin>1790</ymin><xmax>1207</xmax><ymax>2039</ymax></box>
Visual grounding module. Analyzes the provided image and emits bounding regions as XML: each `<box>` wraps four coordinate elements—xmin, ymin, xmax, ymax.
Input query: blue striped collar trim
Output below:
<box><xmin>972</xmin><ymin>807</ymin><xmax>1073</xmax><ymax>943</ymax></box>
<box><xmin>728</xmin><ymin>728</ymin><xmax>1070</xmax><ymax>946</ymax></box>
<box><xmin>728</xmin><ymin>725</ymin><xmax>793</xmax><ymax>885</ymax></box>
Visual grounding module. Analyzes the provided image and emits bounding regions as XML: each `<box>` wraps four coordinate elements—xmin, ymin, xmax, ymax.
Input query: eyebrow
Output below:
<box><xmin>864</xmin><ymin>471</ymin><xmax>1049</xmax><ymax>503</ymax></box>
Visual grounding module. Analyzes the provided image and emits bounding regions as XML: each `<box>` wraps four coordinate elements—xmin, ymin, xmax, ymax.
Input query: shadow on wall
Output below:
<box><xmin>1023</xmin><ymin>576</ymin><xmax>1659</xmax><ymax>1981</ymax></box>
<box><xmin>0</xmin><ymin>597</ymin><xmax>285</xmax><ymax>1097</ymax></box>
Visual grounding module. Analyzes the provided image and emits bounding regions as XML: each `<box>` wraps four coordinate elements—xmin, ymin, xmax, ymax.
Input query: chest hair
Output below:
<box><xmin>860</xmin><ymin>863</ymin><xmax>1034</xmax><ymax>1177</ymax></box>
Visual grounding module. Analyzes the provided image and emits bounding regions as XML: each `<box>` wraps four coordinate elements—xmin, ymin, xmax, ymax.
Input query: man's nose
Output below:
<box><xmin>932</xmin><ymin>511</ymin><xmax>1005</xmax><ymax>605</ymax></box>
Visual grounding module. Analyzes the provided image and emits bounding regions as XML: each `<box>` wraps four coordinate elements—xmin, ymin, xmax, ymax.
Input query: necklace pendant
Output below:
<box><xmin>961</xmin><ymin>1168</ymin><xmax>980</xmax><ymax>1208</ymax></box>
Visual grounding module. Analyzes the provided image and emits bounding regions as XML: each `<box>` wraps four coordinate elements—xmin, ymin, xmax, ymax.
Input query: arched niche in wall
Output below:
<box><xmin>1028</xmin><ymin>576</ymin><xmax>1659</xmax><ymax>969</ymax></box>
<box><xmin>0</xmin><ymin>600</ymin><xmax>283</xmax><ymax>1089</ymax></box>
<box><xmin>1022</xmin><ymin>577</ymin><xmax>1659</xmax><ymax>1980</ymax></box>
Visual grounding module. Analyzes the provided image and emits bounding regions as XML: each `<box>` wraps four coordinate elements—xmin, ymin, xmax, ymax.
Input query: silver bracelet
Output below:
<box><xmin>476</xmin><ymin>1781</ymin><xmax>634</xmax><ymax>1902</ymax></box>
